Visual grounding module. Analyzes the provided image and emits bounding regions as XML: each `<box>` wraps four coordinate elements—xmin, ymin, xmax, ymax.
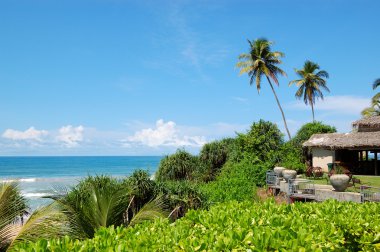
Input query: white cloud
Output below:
<box><xmin>124</xmin><ymin>119</ymin><xmax>206</xmax><ymax>148</ymax></box>
<box><xmin>56</xmin><ymin>125</ymin><xmax>84</xmax><ymax>147</ymax></box>
<box><xmin>2</xmin><ymin>127</ymin><xmax>48</xmax><ymax>141</ymax></box>
<box><xmin>287</xmin><ymin>95</ymin><xmax>370</xmax><ymax>115</ymax></box>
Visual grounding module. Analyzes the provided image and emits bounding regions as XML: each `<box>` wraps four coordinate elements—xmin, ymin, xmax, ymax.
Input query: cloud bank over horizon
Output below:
<box><xmin>123</xmin><ymin>119</ymin><xmax>206</xmax><ymax>148</ymax></box>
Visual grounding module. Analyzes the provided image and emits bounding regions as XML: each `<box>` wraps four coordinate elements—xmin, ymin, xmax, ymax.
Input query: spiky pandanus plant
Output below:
<box><xmin>236</xmin><ymin>38</ymin><xmax>291</xmax><ymax>140</ymax></box>
<box><xmin>289</xmin><ymin>60</ymin><xmax>330</xmax><ymax>122</ymax></box>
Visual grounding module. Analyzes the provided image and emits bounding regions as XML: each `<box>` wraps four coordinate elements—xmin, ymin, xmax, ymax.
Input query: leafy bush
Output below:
<box><xmin>155</xmin><ymin>180</ymin><xmax>207</xmax><ymax>218</ymax></box>
<box><xmin>200</xmin><ymin>159</ymin><xmax>270</xmax><ymax>203</ymax></box>
<box><xmin>155</xmin><ymin>149</ymin><xmax>203</xmax><ymax>182</ymax></box>
<box><xmin>278</xmin><ymin>142</ymin><xmax>305</xmax><ymax>173</ymax></box>
<box><xmin>292</xmin><ymin>121</ymin><xmax>336</xmax><ymax>149</ymax></box>
<box><xmin>123</xmin><ymin>169</ymin><xmax>156</xmax><ymax>208</ymax></box>
<box><xmin>199</xmin><ymin>138</ymin><xmax>235</xmax><ymax>181</ymax></box>
<box><xmin>14</xmin><ymin>200</ymin><xmax>380</xmax><ymax>251</ymax></box>
<box><xmin>230</xmin><ymin>120</ymin><xmax>283</xmax><ymax>164</ymax></box>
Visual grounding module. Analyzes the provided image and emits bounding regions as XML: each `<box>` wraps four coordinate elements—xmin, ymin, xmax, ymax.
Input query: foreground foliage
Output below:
<box><xmin>14</xmin><ymin>200</ymin><xmax>380</xmax><ymax>251</ymax></box>
<box><xmin>0</xmin><ymin>182</ymin><xmax>29</xmax><ymax>250</ymax></box>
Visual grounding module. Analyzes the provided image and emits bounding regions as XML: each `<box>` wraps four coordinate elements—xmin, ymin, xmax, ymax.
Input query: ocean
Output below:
<box><xmin>0</xmin><ymin>156</ymin><xmax>162</xmax><ymax>209</ymax></box>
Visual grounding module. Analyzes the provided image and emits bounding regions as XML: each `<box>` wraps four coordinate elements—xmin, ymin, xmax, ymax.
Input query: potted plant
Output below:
<box><xmin>329</xmin><ymin>165</ymin><xmax>350</xmax><ymax>192</ymax></box>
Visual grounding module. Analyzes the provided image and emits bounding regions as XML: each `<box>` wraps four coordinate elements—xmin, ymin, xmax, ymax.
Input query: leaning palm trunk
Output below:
<box><xmin>311</xmin><ymin>102</ymin><xmax>315</xmax><ymax>122</ymax></box>
<box><xmin>267</xmin><ymin>77</ymin><xmax>291</xmax><ymax>139</ymax></box>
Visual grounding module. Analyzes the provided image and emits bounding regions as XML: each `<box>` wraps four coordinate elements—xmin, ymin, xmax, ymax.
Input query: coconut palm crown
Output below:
<box><xmin>362</xmin><ymin>78</ymin><xmax>380</xmax><ymax>117</ymax></box>
<box><xmin>236</xmin><ymin>38</ymin><xmax>291</xmax><ymax>139</ymax></box>
<box><xmin>372</xmin><ymin>78</ymin><xmax>380</xmax><ymax>90</ymax></box>
<box><xmin>289</xmin><ymin>60</ymin><xmax>329</xmax><ymax>122</ymax></box>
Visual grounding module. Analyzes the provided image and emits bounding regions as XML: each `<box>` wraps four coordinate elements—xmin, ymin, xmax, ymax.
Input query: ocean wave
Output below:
<box><xmin>1</xmin><ymin>178</ymin><xmax>38</xmax><ymax>183</ymax></box>
<box><xmin>20</xmin><ymin>178</ymin><xmax>38</xmax><ymax>182</ymax></box>
<box><xmin>23</xmin><ymin>192</ymin><xmax>50</xmax><ymax>198</ymax></box>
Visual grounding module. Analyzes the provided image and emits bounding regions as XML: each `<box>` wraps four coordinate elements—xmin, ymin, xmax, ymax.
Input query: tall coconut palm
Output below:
<box><xmin>236</xmin><ymin>38</ymin><xmax>291</xmax><ymax>139</ymax></box>
<box><xmin>289</xmin><ymin>60</ymin><xmax>330</xmax><ymax>122</ymax></box>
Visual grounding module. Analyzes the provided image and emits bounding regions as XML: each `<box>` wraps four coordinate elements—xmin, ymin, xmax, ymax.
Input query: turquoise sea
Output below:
<box><xmin>0</xmin><ymin>156</ymin><xmax>162</xmax><ymax>209</ymax></box>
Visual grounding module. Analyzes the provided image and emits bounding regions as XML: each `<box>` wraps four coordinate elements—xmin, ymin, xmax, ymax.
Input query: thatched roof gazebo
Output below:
<box><xmin>303</xmin><ymin>116</ymin><xmax>380</xmax><ymax>175</ymax></box>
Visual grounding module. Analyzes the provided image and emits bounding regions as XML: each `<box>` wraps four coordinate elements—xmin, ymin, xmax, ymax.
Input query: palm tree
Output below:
<box><xmin>52</xmin><ymin>175</ymin><xmax>167</xmax><ymax>238</ymax></box>
<box><xmin>361</xmin><ymin>78</ymin><xmax>380</xmax><ymax>117</ymax></box>
<box><xmin>289</xmin><ymin>60</ymin><xmax>330</xmax><ymax>122</ymax></box>
<box><xmin>236</xmin><ymin>38</ymin><xmax>291</xmax><ymax>139</ymax></box>
<box><xmin>372</xmin><ymin>78</ymin><xmax>380</xmax><ymax>90</ymax></box>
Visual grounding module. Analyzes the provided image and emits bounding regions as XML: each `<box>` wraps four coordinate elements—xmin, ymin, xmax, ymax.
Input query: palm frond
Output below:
<box><xmin>128</xmin><ymin>196</ymin><xmax>168</xmax><ymax>227</ymax></box>
<box><xmin>373</xmin><ymin>78</ymin><xmax>380</xmax><ymax>90</ymax></box>
<box><xmin>7</xmin><ymin>201</ymin><xmax>78</xmax><ymax>249</ymax></box>
<box><xmin>316</xmin><ymin>70</ymin><xmax>329</xmax><ymax>79</ymax></box>
<box><xmin>0</xmin><ymin>182</ymin><xmax>29</xmax><ymax>250</ymax></box>
<box><xmin>295</xmin><ymin>85</ymin><xmax>305</xmax><ymax>99</ymax></box>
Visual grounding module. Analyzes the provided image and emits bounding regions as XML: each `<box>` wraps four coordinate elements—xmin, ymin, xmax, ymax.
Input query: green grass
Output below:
<box><xmin>353</xmin><ymin>175</ymin><xmax>380</xmax><ymax>187</ymax></box>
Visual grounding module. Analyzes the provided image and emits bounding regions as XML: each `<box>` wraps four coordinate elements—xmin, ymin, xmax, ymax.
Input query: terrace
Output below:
<box><xmin>267</xmin><ymin>171</ymin><xmax>380</xmax><ymax>203</ymax></box>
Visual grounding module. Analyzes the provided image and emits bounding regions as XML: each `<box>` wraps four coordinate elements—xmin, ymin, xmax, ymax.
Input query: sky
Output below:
<box><xmin>0</xmin><ymin>0</ymin><xmax>379</xmax><ymax>156</ymax></box>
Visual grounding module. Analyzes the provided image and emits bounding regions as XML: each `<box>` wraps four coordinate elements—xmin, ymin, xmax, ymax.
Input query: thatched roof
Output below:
<box><xmin>352</xmin><ymin>116</ymin><xmax>380</xmax><ymax>132</ymax></box>
<box><xmin>303</xmin><ymin>132</ymin><xmax>380</xmax><ymax>150</ymax></box>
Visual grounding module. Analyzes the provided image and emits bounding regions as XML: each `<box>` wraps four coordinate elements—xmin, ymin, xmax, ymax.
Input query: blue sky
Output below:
<box><xmin>0</xmin><ymin>0</ymin><xmax>379</xmax><ymax>156</ymax></box>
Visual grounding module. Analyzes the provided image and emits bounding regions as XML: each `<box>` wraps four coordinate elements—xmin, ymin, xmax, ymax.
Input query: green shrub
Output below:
<box><xmin>199</xmin><ymin>138</ymin><xmax>235</xmax><ymax>181</ymax></box>
<box><xmin>292</xmin><ymin>121</ymin><xmax>336</xmax><ymax>149</ymax></box>
<box><xmin>230</xmin><ymin>120</ymin><xmax>283</xmax><ymax>164</ymax></box>
<box><xmin>155</xmin><ymin>149</ymin><xmax>203</xmax><ymax>182</ymax></box>
<box><xmin>123</xmin><ymin>169</ymin><xmax>156</xmax><ymax>208</ymax></box>
<box><xmin>155</xmin><ymin>180</ymin><xmax>207</xmax><ymax>218</ymax></box>
<box><xmin>14</xmin><ymin>200</ymin><xmax>380</xmax><ymax>251</ymax></box>
<box><xmin>200</xmin><ymin>159</ymin><xmax>270</xmax><ymax>203</ymax></box>
<box><xmin>278</xmin><ymin>141</ymin><xmax>306</xmax><ymax>173</ymax></box>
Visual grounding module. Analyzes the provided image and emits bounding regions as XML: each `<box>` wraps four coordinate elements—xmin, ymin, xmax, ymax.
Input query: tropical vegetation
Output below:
<box><xmin>289</xmin><ymin>60</ymin><xmax>330</xmax><ymax>122</ymax></box>
<box><xmin>13</xmin><ymin>200</ymin><xmax>380</xmax><ymax>251</ymax></box>
<box><xmin>0</xmin><ymin>118</ymin><xmax>341</xmax><ymax>251</ymax></box>
<box><xmin>3</xmin><ymin>37</ymin><xmax>376</xmax><ymax>251</ymax></box>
